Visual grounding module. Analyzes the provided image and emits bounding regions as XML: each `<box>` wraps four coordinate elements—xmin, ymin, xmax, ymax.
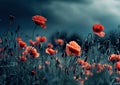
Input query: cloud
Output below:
<box><xmin>0</xmin><ymin>0</ymin><xmax>120</xmax><ymax>36</ymax></box>
<box><xmin>32</xmin><ymin>0</ymin><xmax>120</xmax><ymax>34</ymax></box>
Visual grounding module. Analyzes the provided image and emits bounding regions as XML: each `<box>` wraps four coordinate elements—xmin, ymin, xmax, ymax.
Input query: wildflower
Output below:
<box><xmin>108</xmin><ymin>54</ymin><xmax>118</xmax><ymax>62</ymax></box>
<box><xmin>32</xmin><ymin>15</ymin><xmax>47</xmax><ymax>29</ymax></box>
<box><xmin>96</xmin><ymin>63</ymin><xmax>105</xmax><ymax>73</ymax></box>
<box><xmin>29</xmin><ymin>40</ymin><xmax>39</xmax><ymax>45</ymax></box>
<box><xmin>115</xmin><ymin>61</ymin><xmax>120</xmax><ymax>71</ymax></box>
<box><xmin>36</xmin><ymin>36</ymin><xmax>47</xmax><ymax>43</ymax></box>
<box><xmin>16</xmin><ymin>37</ymin><xmax>22</xmax><ymax>42</ymax></box>
<box><xmin>47</xmin><ymin>43</ymin><xmax>53</xmax><ymax>48</ymax></box>
<box><xmin>55</xmin><ymin>39</ymin><xmax>64</xmax><ymax>45</ymax></box>
<box><xmin>45</xmin><ymin>48</ymin><xmax>57</xmax><ymax>55</ymax></box>
<box><xmin>77</xmin><ymin>58</ymin><xmax>85</xmax><ymax>65</ymax></box>
<box><xmin>66</xmin><ymin>41</ymin><xmax>81</xmax><ymax>56</ymax></box>
<box><xmin>39</xmin><ymin>36</ymin><xmax>47</xmax><ymax>43</ymax></box>
<box><xmin>18</xmin><ymin>41</ymin><xmax>27</xmax><ymax>49</ymax></box>
<box><xmin>23</xmin><ymin>46</ymin><xmax>40</xmax><ymax>58</ymax></box>
<box><xmin>93</xmin><ymin>24</ymin><xmax>105</xmax><ymax>37</ymax></box>
<box><xmin>19</xmin><ymin>56</ymin><xmax>27</xmax><ymax>61</ymax></box>
<box><xmin>84</xmin><ymin>70</ymin><xmax>93</xmax><ymax>76</ymax></box>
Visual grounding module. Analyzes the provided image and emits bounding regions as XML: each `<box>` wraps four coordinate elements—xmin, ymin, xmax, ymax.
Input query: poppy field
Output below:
<box><xmin>0</xmin><ymin>15</ymin><xmax>120</xmax><ymax>85</ymax></box>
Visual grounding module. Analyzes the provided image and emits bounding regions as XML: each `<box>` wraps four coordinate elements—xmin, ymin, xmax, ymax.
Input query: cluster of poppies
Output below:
<box><xmin>108</xmin><ymin>54</ymin><xmax>120</xmax><ymax>73</ymax></box>
<box><xmin>1</xmin><ymin>15</ymin><xmax>118</xmax><ymax>85</ymax></box>
<box><xmin>75</xmin><ymin>58</ymin><xmax>113</xmax><ymax>84</ymax></box>
<box><xmin>17</xmin><ymin>37</ymin><xmax>40</xmax><ymax>61</ymax></box>
<box><xmin>29</xmin><ymin>36</ymin><xmax>47</xmax><ymax>46</ymax></box>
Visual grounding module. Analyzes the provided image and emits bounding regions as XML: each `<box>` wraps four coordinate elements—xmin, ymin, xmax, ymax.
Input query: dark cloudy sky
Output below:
<box><xmin>0</xmin><ymin>0</ymin><xmax>120</xmax><ymax>37</ymax></box>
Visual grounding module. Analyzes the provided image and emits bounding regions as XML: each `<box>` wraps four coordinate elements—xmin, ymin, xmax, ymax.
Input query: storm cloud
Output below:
<box><xmin>0</xmin><ymin>0</ymin><xmax>120</xmax><ymax>36</ymax></box>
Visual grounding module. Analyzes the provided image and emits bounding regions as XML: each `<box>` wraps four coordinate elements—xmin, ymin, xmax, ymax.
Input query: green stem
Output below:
<box><xmin>32</xmin><ymin>25</ymin><xmax>37</xmax><ymax>40</ymax></box>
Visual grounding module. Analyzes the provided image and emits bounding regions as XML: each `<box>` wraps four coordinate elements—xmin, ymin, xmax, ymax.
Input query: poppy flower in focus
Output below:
<box><xmin>47</xmin><ymin>43</ymin><xmax>53</xmax><ymax>48</ymax></box>
<box><xmin>18</xmin><ymin>41</ymin><xmax>27</xmax><ymax>49</ymax></box>
<box><xmin>45</xmin><ymin>48</ymin><xmax>57</xmax><ymax>55</ymax></box>
<box><xmin>66</xmin><ymin>41</ymin><xmax>81</xmax><ymax>56</ymax></box>
<box><xmin>55</xmin><ymin>39</ymin><xmax>64</xmax><ymax>45</ymax></box>
<box><xmin>32</xmin><ymin>15</ymin><xmax>47</xmax><ymax>29</ymax></box>
<box><xmin>93</xmin><ymin>24</ymin><xmax>105</xmax><ymax>37</ymax></box>
<box><xmin>94</xmin><ymin>31</ymin><xmax>105</xmax><ymax>37</ymax></box>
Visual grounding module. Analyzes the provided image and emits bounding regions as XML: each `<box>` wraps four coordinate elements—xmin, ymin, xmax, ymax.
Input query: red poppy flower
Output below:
<box><xmin>30</xmin><ymin>49</ymin><xmax>40</xmax><ymax>58</ymax></box>
<box><xmin>29</xmin><ymin>40</ymin><xmax>39</xmax><ymax>45</ymax></box>
<box><xmin>93</xmin><ymin>24</ymin><xmax>105</xmax><ymax>37</ymax></box>
<box><xmin>77</xmin><ymin>58</ymin><xmax>85</xmax><ymax>65</ymax></box>
<box><xmin>115</xmin><ymin>61</ymin><xmax>120</xmax><ymax>71</ymax></box>
<box><xmin>36</xmin><ymin>36</ymin><xmax>41</xmax><ymax>42</ymax></box>
<box><xmin>84</xmin><ymin>70</ymin><xmax>93</xmax><ymax>76</ymax></box>
<box><xmin>16</xmin><ymin>37</ymin><xmax>22</xmax><ymax>42</ymax></box>
<box><xmin>82</xmin><ymin>62</ymin><xmax>91</xmax><ymax>70</ymax></box>
<box><xmin>106</xmin><ymin>64</ymin><xmax>112</xmax><ymax>71</ymax></box>
<box><xmin>23</xmin><ymin>46</ymin><xmax>40</xmax><ymax>58</ymax></box>
<box><xmin>36</xmin><ymin>36</ymin><xmax>47</xmax><ymax>43</ymax></box>
<box><xmin>66</xmin><ymin>41</ymin><xmax>81</xmax><ymax>56</ymax></box>
<box><xmin>55</xmin><ymin>39</ymin><xmax>64</xmax><ymax>45</ymax></box>
<box><xmin>18</xmin><ymin>41</ymin><xmax>27</xmax><ymax>48</ymax></box>
<box><xmin>40</xmin><ymin>36</ymin><xmax>47</xmax><ymax>43</ymax></box>
<box><xmin>29</xmin><ymin>40</ymin><xmax>36</xmax><ymax>45</ymax></box>
<box><xmin>45</xmin><ymin>48</ymin><xmax>57</xmax><ymax>55</ymax></box>
<box><xmin>19</xmin><ymin>56</ymin><xmax>27</xmax><ymax>61</ymax></box>
<box><xmin>94</xmin><ymin>31</ymin><xmax>105</xmax><ymax>37</ymax></box>
<box><xmin>47</xmin><ymin>43</ymin><xmax>53</xmax><ymax>48</ymax></box>
<box><xmin>96</xmin><ymin>63</ymin><xmax>105</xmax><ymax>73</ymax></box>
<box><xmin>32</xmin><ymin>15</ymin><xmax>47</xmax><ymax>29</ymax></box>
<box><xmin>108</xmin><ymin>54</ymin><xmax>118</xmax><ymax>62</ymax></box>
<box><xmin>116</xmin><ymin>54</ymin><xmax>120</xmax><ymax>61</ymax></box>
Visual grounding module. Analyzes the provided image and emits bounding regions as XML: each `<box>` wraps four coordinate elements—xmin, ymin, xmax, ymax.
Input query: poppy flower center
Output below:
<box><xmin>95</xmin><ymin>28</ymin><xmax>101</xmax><ymax>32</ymax></box>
